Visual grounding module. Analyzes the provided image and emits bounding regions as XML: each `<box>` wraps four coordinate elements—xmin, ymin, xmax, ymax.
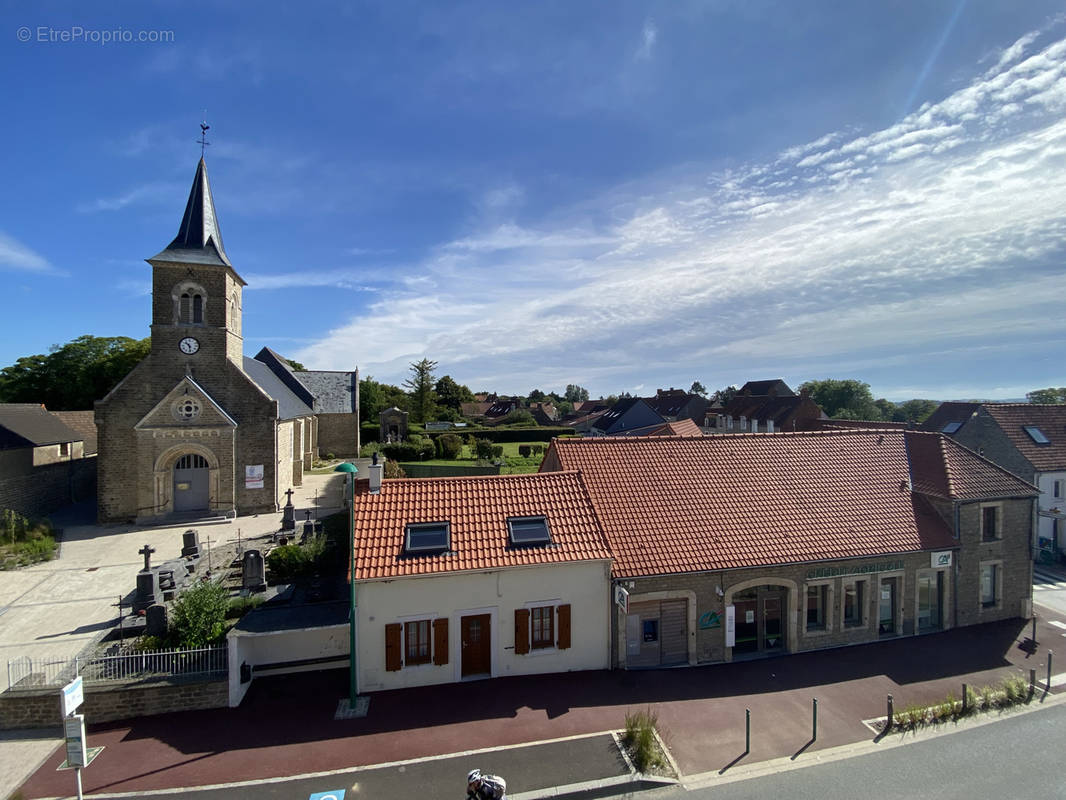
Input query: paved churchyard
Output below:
<box><xmin>0</xmin><ymin>471</ymin><xmax>345</xmax><ymax>800</ymax></box>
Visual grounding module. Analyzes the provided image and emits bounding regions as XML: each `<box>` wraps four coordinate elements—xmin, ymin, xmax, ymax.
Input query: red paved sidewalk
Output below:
<box><xmin>19</xmin><ymin>615</ymin><xmax>1064</xmax><ymax>798</ymax></box>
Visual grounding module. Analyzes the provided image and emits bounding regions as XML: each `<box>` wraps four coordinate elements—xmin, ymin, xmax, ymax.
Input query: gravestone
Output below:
<box><xmin>135</xmin><ymin>570</ymin><xmax>160</xmax><ymax>612</ymax></box>
<box><xmin>301</xmin><ymin>510</ymin><xmax>315</xmax><ymax>543</ymax></box>
<box><xmin>181</xmin><ymin>529</ymin><xmax>201</xmax><ymax>559</ymax></box>
<box><xmin>281</xmin><ymin>488</ymin><xmax>296</xmax><ymax>531</ymax></box>
<box><xmin>134</xmin><ymin>543</ymin><xmax>159</xmax><ymax>611</ymax></box>
<box><xmin>242</xmin><ymin>549</ymin><xmax>266</xmax><ymax>593</ymax></box>
<box><xmin>145</xmin><ymin>603</ymin><xmax>168</xmax><ymax>638</ymax></box>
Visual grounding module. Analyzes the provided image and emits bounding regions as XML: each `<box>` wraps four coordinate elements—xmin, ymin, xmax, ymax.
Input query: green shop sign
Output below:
<box><xmin>805</xmin><ymin>560</ymin><xmax>904</xmax><ymax>580</ymax></box>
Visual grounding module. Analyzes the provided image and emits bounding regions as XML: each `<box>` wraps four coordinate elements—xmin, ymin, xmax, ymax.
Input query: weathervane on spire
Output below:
<box><xmin>197</xmin><ymin>112</ymin><xmax>210</xmax><ymax>158</ymax></box>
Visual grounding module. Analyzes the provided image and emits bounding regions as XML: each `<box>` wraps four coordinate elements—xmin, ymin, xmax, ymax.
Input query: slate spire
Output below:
<box><xmin>150</xmin><ymin>157</ymin><xmax>233</xmax><ymax>267</ymax></box>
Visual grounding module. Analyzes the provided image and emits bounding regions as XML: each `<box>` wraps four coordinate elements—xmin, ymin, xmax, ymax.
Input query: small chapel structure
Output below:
<box><xmin>95</xmin><ymin>156</ymin><xmax>358</xmax><ymax>523</ymax></box>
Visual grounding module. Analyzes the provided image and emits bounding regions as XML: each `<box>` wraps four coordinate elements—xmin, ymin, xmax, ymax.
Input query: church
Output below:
<box><xmin>95</xmin><ymin>157</ymin><xmax>359</xmax><ymax>523</ymax></box>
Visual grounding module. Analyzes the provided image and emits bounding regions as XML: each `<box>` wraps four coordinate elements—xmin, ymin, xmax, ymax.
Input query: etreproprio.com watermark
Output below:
<box><xmin>16</xmin><ymin>25</ymin><xmax>175</xmax><ymax>44</ymax></box>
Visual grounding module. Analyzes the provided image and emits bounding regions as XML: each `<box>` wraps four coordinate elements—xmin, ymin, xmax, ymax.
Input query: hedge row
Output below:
<box><xmin>362</xmin><ymin>424</ymin><xmax>574</xmax><ymax>445</ymax></box>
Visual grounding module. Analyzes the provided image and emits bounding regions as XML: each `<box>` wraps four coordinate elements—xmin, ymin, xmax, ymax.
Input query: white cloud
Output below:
<box><xmin>293</xmin><ymin>28</ymin><xmax>1066</xmax><ymax>396</ymax></box>
<box><xmin>0</xmin><ymin>232</ymin><xmax>55</xmax><ymax>273</ymax></box>
<box><xmin>635</xmin><ymin>19</ymin><xmax>658</xmax><ymax>61</ymax></box>
<box><xmin>76</xmin><ymin>182</ymin><xmax>183</xmax><ymax>213</ymax></box>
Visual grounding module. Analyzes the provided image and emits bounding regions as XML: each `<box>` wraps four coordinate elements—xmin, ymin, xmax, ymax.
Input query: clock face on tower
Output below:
<box><xmin>178</xmin><ymin>337</ymin><xmax>200</xmax><ymax>355</ymax></box>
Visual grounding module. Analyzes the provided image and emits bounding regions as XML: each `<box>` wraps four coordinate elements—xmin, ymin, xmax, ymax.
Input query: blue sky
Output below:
<box><xmin>2</xmin><ymin>0</ymin><xmax>1064</xmax><ymax>401</ymax></box>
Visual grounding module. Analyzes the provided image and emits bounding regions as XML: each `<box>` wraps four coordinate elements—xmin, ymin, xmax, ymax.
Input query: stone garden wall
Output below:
<box><xmin>0</xmin><ymin>676</ymin><xmax>228</xmax><ymax>730</ymax></box>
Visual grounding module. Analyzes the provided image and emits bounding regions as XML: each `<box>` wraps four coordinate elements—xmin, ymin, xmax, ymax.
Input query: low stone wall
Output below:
<box><xmin>0</xmin><ymin>455</ymin><xmax>97</xmax><ymax>520</ymax></box>
<box><xmin>0</xmin><ymin>676</ymin><xmax>228</xmax><ymax>730</ymax></box>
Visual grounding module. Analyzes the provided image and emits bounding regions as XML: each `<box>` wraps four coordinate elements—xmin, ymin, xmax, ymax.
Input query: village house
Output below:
<box><xmin>349</xmin><ymin>471</ymin><xmax>612</xmax><ymax>691</ymax></box>
<box><xmin>0</xmin><ymin>404</ymin><xmax>96</xmax><ymax>518</ymax></box>
<box><xmin>540</xmin><ymin>430</ymin><xmax>1035</xmax><ymax>668</ymax></box>
<box><xmin>923</xmin><ymin>402</ymin><xmax>1066</xmax><ymax>562</ymax></box>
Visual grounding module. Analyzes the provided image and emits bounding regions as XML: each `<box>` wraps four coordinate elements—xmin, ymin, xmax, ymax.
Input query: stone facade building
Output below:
<box><xmin>541</xmin><ymin>430</ymin><xmax>1036</xmax><ymax>669</ymax></box>
<box><xmin>95</xmin><ymin>157</ymin><xmax>356</xmax><ymax>523</ymax></box>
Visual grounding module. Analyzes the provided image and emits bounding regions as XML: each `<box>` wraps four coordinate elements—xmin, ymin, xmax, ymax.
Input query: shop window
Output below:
<box><xmin>981</xmin><ymin>505</ymin><xmax>1000</xmax><ymax>542</ymax></box>
<box><xmin>843</xmin><ymin>581</ymin><xmax>865</xmax><ymax>628</ymax></box>
<box><xmin>980</xmin><ymin>563</ymin><xmax>999</xmax><ymax>608</ymax></box>
<box><xmin>806</xmin><ymin>584</ymin><xmax>827</xmax><ymax>631</ymax></box>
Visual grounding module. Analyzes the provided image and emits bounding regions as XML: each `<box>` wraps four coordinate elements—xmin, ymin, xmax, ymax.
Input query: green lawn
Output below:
<box><xmin>405</xmin><ymin>441</ymin><xmax>547</xmax><ymax>475</ymax></box>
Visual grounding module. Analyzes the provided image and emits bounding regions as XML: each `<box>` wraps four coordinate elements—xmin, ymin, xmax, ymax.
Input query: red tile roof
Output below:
<box><xmin>351</xmin><ymin>471</ymin><xmax>610</xmax><ymax>581</ymax></box>
<box><xmin>984</xmin><ymin>404</ymin><xmax>1066</xmax><ymax>472</ymax></box>
<box><xmin>906</xmin><ymin>431</ymin><xmax>1037</xmax><ymax>500</ymax></box>
<box><xmin>542</xmin><ymin>431</ymin><xmax>994</xmax><ymax>579</ymax></box>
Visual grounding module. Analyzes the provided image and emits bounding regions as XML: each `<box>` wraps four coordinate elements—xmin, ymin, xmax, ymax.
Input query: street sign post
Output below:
<box><xmin>60</xmin><ymin>675</ymin><xmax>83</xmax><ymax>717</ymax></box>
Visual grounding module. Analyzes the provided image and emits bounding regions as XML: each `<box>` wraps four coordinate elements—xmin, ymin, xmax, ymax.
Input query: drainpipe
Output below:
<box><xmin>953</xmin><ymin>501</ymin><xmax>960</xmax><ymax>628</ymax></box>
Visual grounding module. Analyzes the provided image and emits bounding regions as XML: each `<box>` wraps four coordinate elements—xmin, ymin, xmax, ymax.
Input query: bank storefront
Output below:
<box><xmin>615</xmin><ymin>550</ymin><xmax>957</xmax><ymax>668</ymax></box>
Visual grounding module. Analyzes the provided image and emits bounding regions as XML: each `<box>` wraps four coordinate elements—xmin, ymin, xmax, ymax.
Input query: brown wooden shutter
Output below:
<box><xmin>385</xmin><ymin>623</ymin><xmax>402</xmax><ymax>671</ymax></box>
<box><xmin>514</xmin><ymin>608</ymin><xmax>530</xmax><ymax>655</ymax></box>
<box><xmin>433</xmin><ymin>618</ymin><xmax>449</xmax><ymax>665</ymax></box>
<box><xmin>557</xmin><ymin>604</ymin><xmax>571</xmax><ymax>650</ymax></box>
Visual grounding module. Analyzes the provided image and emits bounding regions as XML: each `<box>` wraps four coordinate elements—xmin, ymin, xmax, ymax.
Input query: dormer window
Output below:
<box><xmin>404</xmin><ymin>522</ymin><xmax>450</xmax><ymax>554</ymax></box>
<box><xmin>508</xmin><ymin>516</ymin><xmax>551</xmax><ymax>545</ymax></box>
<box><xmin>1023</xmin><ymin>425</ymin><xmax>1050</xmax><ymax>445</ymax></box>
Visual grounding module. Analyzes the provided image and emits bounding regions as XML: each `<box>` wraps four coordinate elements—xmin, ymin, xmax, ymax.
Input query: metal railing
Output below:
<box><xmin>6</xmin><ymin>644</ymin><xmax>227</xmax><ymax>690</ymax></box>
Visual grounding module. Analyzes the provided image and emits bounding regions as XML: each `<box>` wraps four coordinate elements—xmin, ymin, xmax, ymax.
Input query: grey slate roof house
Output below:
<box><xmin>591</xmin><ymin>398</ymin><xmax>666</xmax><ymax>436</ymax></box>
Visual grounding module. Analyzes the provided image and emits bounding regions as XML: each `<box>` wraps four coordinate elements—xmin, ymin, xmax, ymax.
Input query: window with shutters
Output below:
<box><xmin>515</xmin><ymin>603</ymin><xmax>571</xmax><ymax>654</ymax></box>
<box><xmin>385</xmin><ymin>618</ymin><xmax>449</xmax><ymax>670</ymax></box>
<box><xmin>531</xmin><ymin>606</ymin><xmax>553</xmax><ymax>649</ymax></box>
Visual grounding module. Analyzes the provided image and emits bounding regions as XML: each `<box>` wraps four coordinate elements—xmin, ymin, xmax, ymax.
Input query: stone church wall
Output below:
<box><xmin>317</xmin><ymin>412</ymin><xmax>360</xmax><ymax>457</ymax></box>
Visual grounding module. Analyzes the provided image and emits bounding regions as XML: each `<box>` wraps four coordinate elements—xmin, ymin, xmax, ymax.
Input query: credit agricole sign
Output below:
<box><xmin>805</xmin><ymin>560</ymin><xmax>904</xmax><ymax>580</ymax></box>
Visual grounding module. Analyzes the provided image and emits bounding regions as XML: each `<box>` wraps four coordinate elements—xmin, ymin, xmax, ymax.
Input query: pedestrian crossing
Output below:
<box><xmin>1033</xmin><ymin>565</ymin><xmax>1066</xmax><ymax>592</ymax></box>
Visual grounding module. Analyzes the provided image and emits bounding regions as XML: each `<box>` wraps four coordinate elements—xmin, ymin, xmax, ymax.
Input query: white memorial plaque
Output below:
<box><xmin>725</xmin><ymin>605</ymin><xmax>736</xmax><ymax>648</ymax></box>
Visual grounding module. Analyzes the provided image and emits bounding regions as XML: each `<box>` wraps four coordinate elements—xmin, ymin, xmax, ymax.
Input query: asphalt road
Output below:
<box><xmin>1033</xmin><ymin>564</ymin><xmax>1066</xmax><ymax>617</ymax></box>
<box><xmin>673</xmin><ymin>703</ymin><xmax>1066</xmax><ymax>800</ymax></box>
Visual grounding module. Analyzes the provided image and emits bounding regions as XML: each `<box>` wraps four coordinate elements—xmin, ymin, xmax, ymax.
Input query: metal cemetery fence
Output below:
<box><xmin>6</xmin><ymin>644</ymin><xmax>228</xmax><ymax>690</ymax></box>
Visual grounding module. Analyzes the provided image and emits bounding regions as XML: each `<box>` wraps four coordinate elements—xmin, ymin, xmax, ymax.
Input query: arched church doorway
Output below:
<box><xmin>173</xmin><ymin>453</ymin><xmax>210</xmax><ymax>512</ymax></box>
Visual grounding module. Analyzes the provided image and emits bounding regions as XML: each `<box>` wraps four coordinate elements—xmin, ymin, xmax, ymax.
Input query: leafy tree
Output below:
<box><xmin>474</xmin><ymin>438</ymin><xmax>495</xmax><ymax>461</ymax></box>
<box><xmin>286</xmin><ymin>359</ymin><xmax>307</xmax><ymax>371</ymax></box>
<box><xmin>434</xmin><ymin>375</ymin><xmax>474</xmax><ymax>411</ymax></box>
<box><xmin>438</xmin><ymin>433</ymin><xmax>463</xmax><ymax>459</ymax></box>
<box><xmin>0</xmin><ymin>334</ymin><xmax>151</xmax><ymax>410</ymax></box>
<box><xmin>170</xmin><ymin>580</ymin><xmax>229</xmax><ymax>648</ymax></box>
<box><xmin>403</xmin><ymin>358</ymin><xmax>438</xmax><ymax>424</ymax></box>
<box><xmin>564</xmin><ymin>384</ymin><xmax>590</xmax><ymax>403</ymax></box>
<box><xmin>895</xmin><ymin>399</ymin><xmax>940</xmax><ymax>423</ymax></box>
<box><xmin>555</xmin><ymin>400</ymin><xmax>574</xmax><ymax>417</ymax></box>
<box><xmin>799</xmin><ymin>379</ymin><xmax>881</xmax><ymax>420</ymax></box>
<box><xmin>1027</xmin><ymin>387</ymin><xmax>1066</xmax><ymax>404</ymax></box>
<box><xmin>528</xmin><ymin>389</ymin><xmax>546</xmax><ymax>403</ymax></box>
<box><xmin>710</xmin><ymin>385</ymin><xmax>738</xmax><ymax>406</ymax></box>
<box><xmin>500</xmin><ymin>408</ymin><xmax>536</xmax><ymax>426</ymax></box>
<box><xmin>690</xmin><ymin>381</ymin><xmax>708</xmax><ymax>397</ymax></box>
<box><xmin>360</xmin><ymin>375</ymin><xmax>407</xmax><ymax>422</ymax></box>
<box><xmin>874</xmin><ymin>398</ymin><xmax>896</xmax><ymax>421</ymax></box>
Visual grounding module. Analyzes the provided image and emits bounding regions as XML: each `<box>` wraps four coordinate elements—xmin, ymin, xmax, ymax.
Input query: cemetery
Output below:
<box><xmin>0</xmin><ymin>480</ymin><xmax>354</xmax><ymax>728</ymax></box>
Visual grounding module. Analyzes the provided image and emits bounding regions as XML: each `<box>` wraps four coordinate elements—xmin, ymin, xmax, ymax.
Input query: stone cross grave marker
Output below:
<box><xmin>139</xmin><ymin>543</ymin><xmax>156</xmax><ymax>572</ymax></box>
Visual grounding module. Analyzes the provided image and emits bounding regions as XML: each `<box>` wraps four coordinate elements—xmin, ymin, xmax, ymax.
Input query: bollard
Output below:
<box><xmin>886</xmin><ymin>694</ymin><xmax>893</xmax><ymax>729</ymax></box>
<box><xmin>1032</xmin><ymin>615</ymin><xmax>1038</xmax><ymax>644</ymax></box>
<box><xmin>812</xmin><ymin>697</ymin><xmax>818</xmax><ymax>742</ymax></box>
<box><xmin>1030</xmin><ymin>668</ymin><xmax>1036</xmax><ymax>694</ymax></box>
<box><xmin>961</xmin><ymin>683</ymin><xmax>968</xmax><ymax>714</ymax></box>
<box><xmin>745</xmin><ymin>708</ymin><xmax>751</xmax><ymax>754</ymax></box>
<box><xmin>1048</xmin><ymin>651</ymin><xmax>1054</xmax><ymax>692</ymax></box>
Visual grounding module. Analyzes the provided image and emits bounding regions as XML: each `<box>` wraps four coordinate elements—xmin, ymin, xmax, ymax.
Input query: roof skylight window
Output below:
<box><xmin>508</xmin><ymin>516</ymin><xmax>552</xmax><ymax>545</ymax></box>
<box><xmin>941</xmin><ymin>422</ymin><xmax>962</xmax><ymax>434</ymax></box>
<box><xmin>404</xmin><ymin>521</ymin><xmax>450</xmax><ymax>553</ymax></box>
<box><xmin>1023</xmin><ymin>425</ymin><xmax>1051</xmax><ymax>445</ymax></box>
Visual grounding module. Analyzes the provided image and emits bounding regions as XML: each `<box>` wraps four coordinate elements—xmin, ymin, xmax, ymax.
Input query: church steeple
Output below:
<box><xmin>149</xmin><ymin>157</ymin><xmax>233</xmax><ymax>268</ymax></box>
